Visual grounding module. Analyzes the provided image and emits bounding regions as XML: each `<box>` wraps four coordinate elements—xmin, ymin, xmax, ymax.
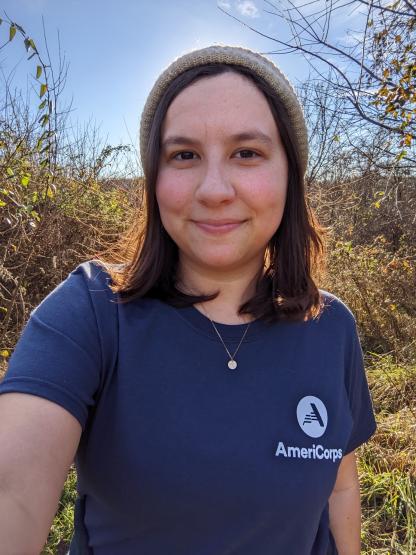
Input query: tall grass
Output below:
<box><xmin>315</xmin><ymin>174</ymin><xmax>416</xmax><ymax>554</ymax></box>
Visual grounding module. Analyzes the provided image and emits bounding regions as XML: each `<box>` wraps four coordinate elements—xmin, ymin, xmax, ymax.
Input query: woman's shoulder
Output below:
<box><xmin>316</xmin><ymin>289</ymin><xmax>357</xmax><ymax>330</ymax></box>
<box><xmin>60</xmin><ymin>259</ymin><xmax>125</xmax><ymax>300</ymax></box>
<box><xmin>32</xmin><ymin>259</ymin><xmax>119</xmax><ymax>323</ymax></box>
<box><xmin>68</xmin><ymin>260</ymin><xmax>164</xmax><ymax>314</ymax></box>
<box><xmin>70</xmin><ymin>258</ymin><xmax>120</xmax><ymax>286</ymax></box>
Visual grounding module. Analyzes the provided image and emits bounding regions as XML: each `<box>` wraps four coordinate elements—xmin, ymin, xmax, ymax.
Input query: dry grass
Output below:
<box><xmin>313</xmin><ymin>174</ymin><xmax>416</xmax><ymax>554</ymax></box>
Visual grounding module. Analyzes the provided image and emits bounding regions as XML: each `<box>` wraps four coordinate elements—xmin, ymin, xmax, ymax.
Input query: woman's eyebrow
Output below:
<box><xmin>162</xmin><ymin>136</ymin><xmax>201</xmax><ymax>149</ymax></box>
<box><xmin>229</xmin><ymin>131</ymin><xmax>273</xmax><ymax>145</ymax></box>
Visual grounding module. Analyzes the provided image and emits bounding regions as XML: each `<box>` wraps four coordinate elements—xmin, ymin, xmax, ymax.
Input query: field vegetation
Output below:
<box><xmin>0</xmin><ymin>7</ymin><xmax>415</xmax><ymax>554</ymax></box>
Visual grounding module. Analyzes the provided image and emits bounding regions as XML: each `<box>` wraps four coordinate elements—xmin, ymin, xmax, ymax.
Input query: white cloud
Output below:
<box><xmin>235</xmin><ymin>0</ymin><xmax>259</xmax><ymax>18</ymax></box>
<box><xmin>217</xmin><ymin>0</ymin><xmax>232</xmax><ymax>9</ymax></box>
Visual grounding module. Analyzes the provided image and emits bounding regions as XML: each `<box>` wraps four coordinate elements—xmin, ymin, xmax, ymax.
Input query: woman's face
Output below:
<box><xmin>156</xmin><ymin>71</ymin><xmax>288</xmax><ymax>280</ymax></box>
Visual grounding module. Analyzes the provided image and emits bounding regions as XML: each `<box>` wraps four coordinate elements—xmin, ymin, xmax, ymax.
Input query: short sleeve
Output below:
<box><xmin>344</xmin><ymin>323</ymin><xmax>377</xmax><ymax>454</ymax></box>
<box><xmin>0</xmin><ymin>261</ymin><xmax>117</xmax><ymax>431</ymax></box>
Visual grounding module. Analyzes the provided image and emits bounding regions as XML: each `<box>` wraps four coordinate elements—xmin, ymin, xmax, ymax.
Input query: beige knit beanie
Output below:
<box><xmin>140</xmin><ymin>45</ymin><xmax>308</xmax><ymax>175</ymax></box>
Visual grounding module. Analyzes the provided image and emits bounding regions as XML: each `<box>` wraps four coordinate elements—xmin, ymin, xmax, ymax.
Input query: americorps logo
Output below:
<box><xmin>275</xmin><ymin>441</ymin><xmax>343</xmax><ymax>463</ymax></box>
<box><xmin>274</xmin><ymin>395</ymin><xmax>343</xmax><ymax>463</ymax></box>
<box><xmin>296</xmin><ymin>396</ymin><xmax>328</xmax><ymax>438</ymax></box>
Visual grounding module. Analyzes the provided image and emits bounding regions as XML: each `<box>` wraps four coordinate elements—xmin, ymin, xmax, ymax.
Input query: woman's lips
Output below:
<box><xmin>193</xmin><ymin>221</ymin><xmax>245</xmax><ymax>234</ymax></box>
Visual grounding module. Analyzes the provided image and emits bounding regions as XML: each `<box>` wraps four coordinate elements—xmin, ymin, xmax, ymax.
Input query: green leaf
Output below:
<box><xmin>28</xmin><ymin>38</ymin><xmax>37</xmax><ymax>51</ymax></box>
<box><xmin>21</xmin><ymin>175</ymin><xmax>30</xmax><ymax>187</ymax></box>
<box><xmin>40</xmin><ymin>83</ymin><xmax>47</xmax><ymax>98</ymax></box>
<box><xmin>24</xmin><ymin>38</ymin><xmax>30</xmax><ymax>51</ymax></box>
<box><xmin>36</xmin><ymin>65</ymin><xmax>42</xmax><ymax>79</ymax></box>
<box><xmin>38</xmin><ymin>99</ymin><xmax>47</xmax><ymax>110</ymax></box>
<box><xmin>6</xmin><ymin>167</ymin><xmax>14</xmax><ymax>177</ymax></box>
<box><xmin>0</xmin><ymin>200</ymin><xmax>6</xmax><ymax>207</ymax></box>
<box><xmin>9</xmin><ymin>25</ymin><xmax>16</xmax><ymax>41</ymax></box>
<box><xmin>36</xmin><ymin>138</ymin><xmax>43</xmax><ymax>151</ymax></box>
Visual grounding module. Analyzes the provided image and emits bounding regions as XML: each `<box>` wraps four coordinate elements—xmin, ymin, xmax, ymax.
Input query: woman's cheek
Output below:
<box><xmin>156</xmin><ymin>175</ymin><xmax>192</xmax><ymax>212</ymax></box>
<box><xmin>239</xmin><ymin>174</ymin><xmax>287</xmax><ymax>207</ymax></box>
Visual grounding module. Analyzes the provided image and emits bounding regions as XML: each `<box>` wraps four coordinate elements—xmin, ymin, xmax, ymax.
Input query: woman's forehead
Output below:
<box><xmin>161</xmin><ymin>72</ymin><xmax>278</xmax><ymax>139</ymax></box>
<box><xmin>169</xmin><ymin>71</ymin><xmax>263</xmax><ymax>109</ymax></box>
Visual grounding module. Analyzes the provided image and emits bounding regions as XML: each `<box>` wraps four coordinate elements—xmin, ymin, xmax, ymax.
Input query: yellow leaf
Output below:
<box><xmin>9</xmin><ymin>25</ymin><xmax>16</xmax><ymax>41</ymax></box>
<box><xmin>21</xmin><ymin>175</ymin><xmax>30</xmax><ymax>187</ymax></box>
<box><xmin>0</xmin><ymin>349</ymin><xmax>10</xmax><ymax>358</ymax></box>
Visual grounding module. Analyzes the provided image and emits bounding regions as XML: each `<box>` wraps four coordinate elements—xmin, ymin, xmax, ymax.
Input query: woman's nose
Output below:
<box><xmin>194</xmin><ymin>159</ymin><xmax>236</xmax><ymax>206</ymax></box>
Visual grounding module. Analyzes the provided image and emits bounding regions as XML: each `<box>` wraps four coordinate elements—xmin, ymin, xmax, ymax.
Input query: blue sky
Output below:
<box><xmin>0</xmin><ymin>0</ymin><xmax>358</xmax><ymax>153</ymax></box>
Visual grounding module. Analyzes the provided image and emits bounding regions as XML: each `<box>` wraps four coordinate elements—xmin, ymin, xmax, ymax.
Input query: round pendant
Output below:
<box><xmin>228</xmin><ymin>359</ymin><xmax>237</xmax><ymax>369</ymax></box>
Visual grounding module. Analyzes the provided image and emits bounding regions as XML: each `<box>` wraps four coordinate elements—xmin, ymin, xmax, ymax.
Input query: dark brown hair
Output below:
<box><xmin>96</xmin><ymin>64</ymin><xmax>326</xmax><ymax>322</ymax></box>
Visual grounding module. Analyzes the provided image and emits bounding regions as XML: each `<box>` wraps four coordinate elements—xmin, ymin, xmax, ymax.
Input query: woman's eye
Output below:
<box><xmin>235</xmin><ymin>150</ymin><xmax>259</xmax><ymax>159</ymax></box>
<box><xmin>173</xmin><ymin>151</ymin><xmax>197</xmax><ymax>161</ymax></box>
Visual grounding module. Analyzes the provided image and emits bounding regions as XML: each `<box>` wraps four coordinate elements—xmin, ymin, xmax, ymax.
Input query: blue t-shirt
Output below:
<box><xmin>0</xmin><ymin>261</ymin><xmax>376</xmax><ymax>555</ymax></box>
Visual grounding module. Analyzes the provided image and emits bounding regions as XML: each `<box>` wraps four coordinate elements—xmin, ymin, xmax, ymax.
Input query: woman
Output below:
<box><xmin>0</xmin><ymin>45</ymin><xmax>376</xmax><ymax>554</ymax></box>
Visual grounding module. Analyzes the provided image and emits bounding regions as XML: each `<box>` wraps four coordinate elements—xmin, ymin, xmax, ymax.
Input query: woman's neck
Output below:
<box><xmin>176</xmin><ymin>260</ymin><xmax>264</xmax><ymax>325</ymax></box>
